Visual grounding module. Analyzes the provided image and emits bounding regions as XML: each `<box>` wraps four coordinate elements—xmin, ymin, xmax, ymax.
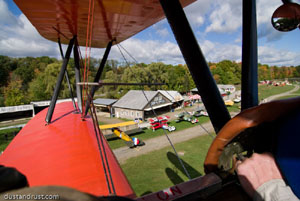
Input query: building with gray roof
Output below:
<box><xmin>93</xmin><ymin>98</ymin><xmax>118</xmax><ymax>117</ymax></box>
<box><xmin>158</xmin><ymin>90</ymin><xmax>183</xmax><ymax>103</ymax></box>
<box><xmin>112</xmin><ymin>90</ymin><xmax>172</xmax><ymax>120</ymax></box>
<box><xmin>93</xmin><ymin>98</ymin><xmax>117</xmax><ymax>107</ymax></box>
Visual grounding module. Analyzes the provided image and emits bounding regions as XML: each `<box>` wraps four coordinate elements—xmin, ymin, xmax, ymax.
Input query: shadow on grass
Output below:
<box><xmin>140</xmin><ymin>191</ymin><xmax>153</xmax><ymax>196</ymax></box>
<box><xmin>166</xmin><ymin>152</ymin><xmax>202</xmax><ymax>185</ymax></box>
<box><xmin>165</xmin><ymin>168</ymin><xmax>184</xmax><ymax>185</ymax></box>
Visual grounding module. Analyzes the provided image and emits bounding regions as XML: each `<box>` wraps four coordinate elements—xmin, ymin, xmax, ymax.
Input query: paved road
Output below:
<box><xmin>261</xmin><ymin>85</ymin><xmax>299</xmax><ymax>102</ymax></box>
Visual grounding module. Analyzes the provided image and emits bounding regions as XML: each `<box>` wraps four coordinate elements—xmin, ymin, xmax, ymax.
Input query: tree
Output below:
<box><xmin>166</xmin><ymin>64</ymin><xmax>195</xmax><ymax>92</ymax></box>
<box><xmin>258</xmin><ymin>65</ymin><xmax>270</xmax><ymax>81</ymax></box>
<box><xmin>0</xmin><ymin>55</ymin><xmax>17</xmax><ymax>87</ymax></box>
<box><xmin>212</xmin><ymin>60</ymin><xmax>241</xmax><ymax>84</ymax></box>
<box><xmin>4</xmin><ymin>80</ymin><xmax>26</xmax><ymax>106</ymax></box>
<box><xmin>28</xmin><ymin>62</ymin><xmax>76</xmax><ymax>101</ymax></box>
<box><xmin>102</xmin><ymin>70</ymin><xmax>121</xmax><ymax>98</ymax></box>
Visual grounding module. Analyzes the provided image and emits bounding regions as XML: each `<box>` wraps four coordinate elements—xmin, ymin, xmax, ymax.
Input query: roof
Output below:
<box><xmin>113</xmin><ymin>90</ymin><xmax>158</xmax><ymax>110</ymax></box>
<box><xmin>13</xmin><ymin>0</ymin><xmax>195</xmax><ymax>48</ymax></box>
<box><xmin>158</xmin><ymin>90</ymin><xmax>183</xmax><ymax>102</ymax></box>
<box><xmin>93</xmin><ymin>98</ymin><xmax>117</xmax><ymax>106</ymax></box>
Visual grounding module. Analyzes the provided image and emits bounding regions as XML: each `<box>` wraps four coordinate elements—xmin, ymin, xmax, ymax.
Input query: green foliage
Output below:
<box><xmin>14</xmin><ymin>57</ymin><xmax>36</xmax><ymax>87</ymax></box>
<box><xmin>1</xmin><ymin>55</ymin><xmax>300</xmax><ymax>106</ymax></box>
<box><xmin>0</xmin><ymin>96</ymin><xmax>5</xmax><ymax>107</ymax></box>
<box><xmin>167</xmin><ymin>64</ymin><xmax>195</xmax><ymax>92</ymax></box>
<box><xmin>4</xmin><ymin>80</ymin><xmax>27</xmax><ymax>106</ymax></box>
<box><xmin>0</xmin><ymin>55</ymin><xmax>17</xmax><ymax>87</ymax></box>
<box><xmin>28</xmin><ymin>72</ymin><xmax>51</xmax><ymax>100</ymax></box>
<box><xmin>28</xmin><ymin>62</ymin><xmax>76</xmax><ymax>101</ymax></box>
<box><xmin>211</xmin><ymin>60</ymin><xmax>241</xmax><ymax>84</ymax></box>
<box><xmin>101</xmin><ymin>62</ymin><xmax>196</xmax><ymax>97</ymax></box>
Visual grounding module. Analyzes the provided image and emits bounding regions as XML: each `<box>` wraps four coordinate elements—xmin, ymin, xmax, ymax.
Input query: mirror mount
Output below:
<box><xmin>271</xmin><ymin>3</ymin><xmax>300</xmax><ymax>32</ymax></box>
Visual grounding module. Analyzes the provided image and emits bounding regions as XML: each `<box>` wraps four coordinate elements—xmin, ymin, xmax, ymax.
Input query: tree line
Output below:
<box><xmin>1</xmin><ymin>55</ymin><xmax>299</xmax><ymax>106</ymax></box>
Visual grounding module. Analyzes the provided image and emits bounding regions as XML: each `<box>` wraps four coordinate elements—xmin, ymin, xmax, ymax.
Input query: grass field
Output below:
<box><xmin>226</xmin><ymin>103</ymin><xmax>241</xmax><ymax>113</ymax></box>
<box><xmin>0</xmin><ymin>128</ymin><xmax>21</xmax><ymax>151</ymax></box>
<box><xmin>258</xmin><ymin>84</ymin><xmax>294</xmax><ymax>101</ymax></box>
<box><xmin>121</xmin><ymin>134</ymin><xmax>213</xmax><ymax>196</ymax></box>
<box><xmin>0</xmin><ymin>118</ymin><xmax>31</xmax><ymax>128</ymax></box>
<box><xmin>275</xmin><ymin>86</ymin><xmax>300</xmax><ymax>100</ymax></box>
<box><xmin>118</xmin><ymin>84</ymin><xmax>297</xmax><ymax>196</ymax></box>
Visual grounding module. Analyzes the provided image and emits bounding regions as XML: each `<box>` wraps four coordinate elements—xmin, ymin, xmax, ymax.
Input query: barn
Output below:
<box><xmin>112</xmin><ymin>90</ymin><xmax>174</xmax><ymax>120</ymax></box>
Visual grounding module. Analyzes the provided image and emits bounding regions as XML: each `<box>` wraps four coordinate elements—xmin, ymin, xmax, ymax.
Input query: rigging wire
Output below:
<box><xmin>77</xmin><ymin>0</ymin><xmax>116</xmax><ymax>195</ymax></box>
<box><xmin>89</xmin><ymin>92</ymin><xmax>116</xmax><ymax>195</ymax></box>
<box><xmin>118</xmin><ymin>44</ymin><xmax>139</xmax><ymax>64</ymax></box>
<box><xmin>116</xmin><ymin>44</ymin><xmax>192</xmax><ymax>180</ymax></box>
<box><xmin>83</xmin><ymin>0</ymin><xmax>95</xmax><ymax>115</ymax></box>
<box><xmin>87</xmin><ymin>0</ymin><xmax>95</xmax><ymax>84</ymax></box>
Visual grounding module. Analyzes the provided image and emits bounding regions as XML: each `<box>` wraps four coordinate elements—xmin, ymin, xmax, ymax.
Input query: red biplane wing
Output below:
<box><xmin>0</xmin><ymin>102</ymin><xmax>135</xmax><ymax>198</ymax></box>
<box><xmin>13</xmin><ymin>0</ymin><xmax>195</xmax><ymax>47</ymax></box>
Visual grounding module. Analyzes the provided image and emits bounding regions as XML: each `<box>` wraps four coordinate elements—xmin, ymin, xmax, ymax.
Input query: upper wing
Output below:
<box><xmin>14</xmin><ymin>0</ymin><xmax>195</xmax><ymax>47</ymax></box>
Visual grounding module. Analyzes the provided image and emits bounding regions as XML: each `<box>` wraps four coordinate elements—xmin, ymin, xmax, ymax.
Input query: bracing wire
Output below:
<box><xmin>83</xmin><ymin>0</ymin><xmax>95</xmax><ymax>115</ymax></box>
<box><xmin>116</xmin><ymin>44</ymin><xmax>192</xmax><ymax>180</ymax></box>
<box><xmin>87</xmin><ymin>0</ymin><xmax>95</xmax><ymax>84</ymax></box>
<box><xmin>89</xmin><ymin>93</ymin><xmax>116</xmax><ymax>195</ymax></box>
<box><xmin>118</xmin><ymin>44</ymin><xmax>139</xmax><ymax>64</ymax></box>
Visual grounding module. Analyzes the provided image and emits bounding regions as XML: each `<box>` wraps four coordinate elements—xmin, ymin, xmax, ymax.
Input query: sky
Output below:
<box><xmin>1</xmin><ymin>0</ymin><xmax>300</xmax><ymax>66</ymax></box>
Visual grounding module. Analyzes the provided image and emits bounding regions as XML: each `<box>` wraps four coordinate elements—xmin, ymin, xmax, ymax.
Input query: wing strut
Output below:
<box><xmin>58</xmin><ymin>38</ymin><xmax>77</xmax><ymax>110</ymax></box>
<box><xmin>84</xmin><ymin>40</ymin><xmax>115</xmax><ymax>117</ymax></box>
<box><xmin>45</xmin><ymin>36</ymin><xmax>75</xmax><ymax>124</ymax></box>
<box><xmin>159</xmin><ymin>0</ymin><xmax>231</xmax><ymax>133</ymax></box>
<box><xmin>241</xmin><ymin>0</ymin><xmax>258</xmax><ymax>110</ymax></box>
<box><xmin>74</xmin><ymin>39</ymin><xmax>83</xmax><ymax>113</ymax></box>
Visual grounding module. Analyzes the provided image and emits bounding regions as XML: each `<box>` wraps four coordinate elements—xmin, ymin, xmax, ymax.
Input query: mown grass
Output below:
<box><xmin>258</xmin><ymin>84</ymin><xmax>294</xmax><ymax>101</ymax></box>
<box><xmin>107</xmin><ymin>116</ymin><xmax>210</xmax><ymax>149</ymax></box>
<box><xmin>121</xmin><ymin>134</ymin><xmax>214</xmax><ymax>196</ymax></box>
<box><xmin>275</xmin><ymin>85</ymin><xmax>300</xmax><ymax>100</ymax></box>
<box><xmin>0</xmin><ymin>128</ymin><xmax>21</xmax><ymax>151</ymax></box>
<box><xmin>226</xmin><ymin>103</ymin><xmax>241</xmax><ymax>113</ymax></box>
<box><xmin>0</xmin><ymin>118</ymin><xmax>30</xmax><ymax>128</ymax></box>
<box><xmin>276</xmin><ymin>95</ymin><xmax>299</xmax><ymax>100</ymax></box>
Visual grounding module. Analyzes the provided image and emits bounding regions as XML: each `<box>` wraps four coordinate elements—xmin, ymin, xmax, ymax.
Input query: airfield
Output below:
<box><xmin>112</xmin><ymin>84</ymin><xmax>300</xmax><ymax>195</ymax></box>
<box><xmin>0</xmin><ymin>84</ymin><xmax>299</xmax><ymax>196</ymax></box>
<box><xmin>107</xmin><ymin>84</ymin><xmax>300</xmax><ymax>162</ymax></box>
